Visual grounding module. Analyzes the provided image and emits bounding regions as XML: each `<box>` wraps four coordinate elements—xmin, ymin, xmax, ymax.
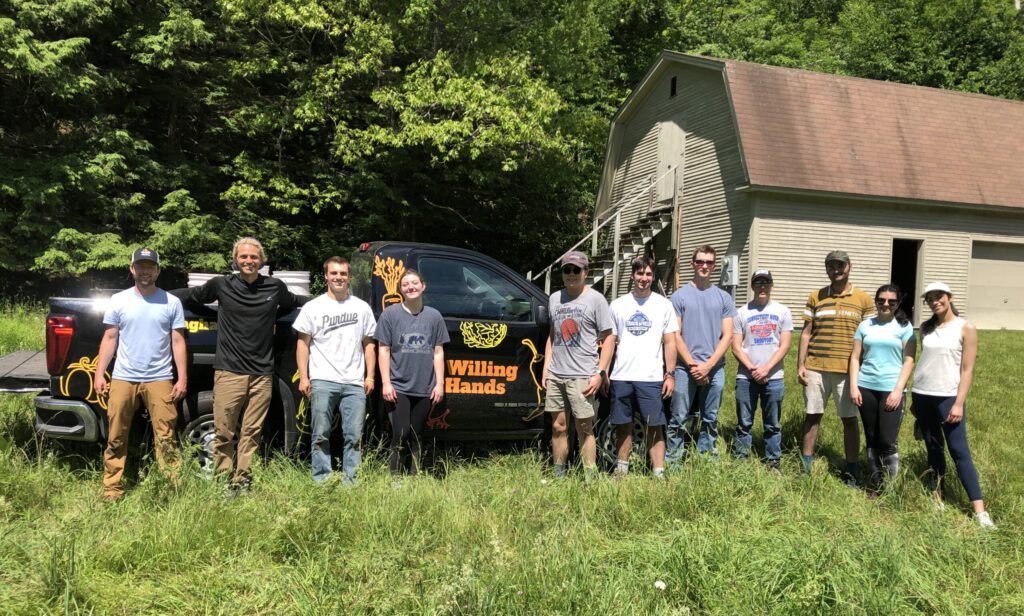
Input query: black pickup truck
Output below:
<box><xmin>33</xmin><ymin>241</ymin><xmax>561</xmax><ymax>465</ymax></box>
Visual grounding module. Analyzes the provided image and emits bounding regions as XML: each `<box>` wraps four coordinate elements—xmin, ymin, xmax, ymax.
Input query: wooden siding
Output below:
<box><xmin>674</xmin><ymin>69</ymin><xmax>751</xmax><ymax>297</ymax></box>
<box><xmin>752</xmin><ymin>195</ymin><xmax>1024</xmax><ymax>326</ymax></box>
<box><xmin>604</xmin><ymin>65</ymin><xmax>751</xmax><ymax>299</ymax></box>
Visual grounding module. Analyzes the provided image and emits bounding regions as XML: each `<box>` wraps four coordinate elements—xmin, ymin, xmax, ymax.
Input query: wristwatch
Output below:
<box><xmin>598</xmin><ymin>369</ymin><xmax>607</xmax><ymax>380</ymax></box>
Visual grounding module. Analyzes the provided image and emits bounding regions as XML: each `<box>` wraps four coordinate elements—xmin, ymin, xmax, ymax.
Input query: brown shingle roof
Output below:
<box><xmin>722</xmin><ymin>59</ymin><xmax>1024</xmax><ymax>209</ymax></box>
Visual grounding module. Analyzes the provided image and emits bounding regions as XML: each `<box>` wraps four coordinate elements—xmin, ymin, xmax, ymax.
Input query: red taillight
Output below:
<box><xmin>359</xmin><ymin>242</ymin><xmax>371</xmax><ymax>252</ymax></box>
<box><xmin>46</xmin><ymin>315</ymin><xmax>75</xmax><ymax>376</ymax></box>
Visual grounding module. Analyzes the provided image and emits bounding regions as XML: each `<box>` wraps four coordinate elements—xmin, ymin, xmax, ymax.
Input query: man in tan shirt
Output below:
<box><xmin>797</xmin><ymin>250</ymin><xmax>875</xmax><ymax>484</ymax></box>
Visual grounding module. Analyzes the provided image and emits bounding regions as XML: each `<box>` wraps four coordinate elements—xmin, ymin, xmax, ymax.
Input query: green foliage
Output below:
<box><xmin>1</xmin><ymin>0</ymin><xmax>1023</xmax><ymax>279</ymax></box>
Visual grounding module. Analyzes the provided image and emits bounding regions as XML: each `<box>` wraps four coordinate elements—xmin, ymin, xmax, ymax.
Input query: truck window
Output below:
<box><xmin>419</xmin><ymin>257</ymin><xmax>534</xmax><ymax>323</ymax></box>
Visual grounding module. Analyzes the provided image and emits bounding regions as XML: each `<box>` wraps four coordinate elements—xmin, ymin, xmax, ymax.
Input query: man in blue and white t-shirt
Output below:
<box><xmin>94</xmin><ymin>248</ymin><xmax>187</xmax><ymax>501</ymax></box>
<box><xmin>294</xmin><ymin>256</ymin><xmax>377</xmax><ymax>484</ymax></box>
<box><xmin>608</xmin><ymin>257</ymin><xmax>677</xmax><ymax>478</ymax></box>
<box><xmin>731</xmin><ymin>269</ymin><xmax>793</xmax><ymax>468</ymax></box>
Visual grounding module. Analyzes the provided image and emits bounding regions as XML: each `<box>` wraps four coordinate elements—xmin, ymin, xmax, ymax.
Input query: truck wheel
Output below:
<box><xmin>182</xmin><ymin>414</ymin><xmax>216</xmax><ymax>474</ymax></box>
<box><xmin>595</xmin><ymin>415</ymin><xmax>647</xmax><ymax>472</ymax></box>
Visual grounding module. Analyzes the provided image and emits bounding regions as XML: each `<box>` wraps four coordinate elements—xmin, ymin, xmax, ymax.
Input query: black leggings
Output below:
<box><xmin>858</xmin><ymin>387</ymin><xmax>905</xmax><ymax>485</ymax></box>
<box><xmin>912</xmin><ymin>393</ymin><xmax>983</xmax><ymax>501</ymax></box>
<box><xmin>388</xmin><ymin>394</ymin><xmax>431</xmax><ymax>475</ymax></box>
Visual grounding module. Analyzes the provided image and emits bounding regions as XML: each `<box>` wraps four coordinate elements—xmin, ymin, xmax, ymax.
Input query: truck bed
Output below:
<box><xmin>0</xmin><ymin>350</ymin><xmax>48</xmax><ymax>393</ymax></box>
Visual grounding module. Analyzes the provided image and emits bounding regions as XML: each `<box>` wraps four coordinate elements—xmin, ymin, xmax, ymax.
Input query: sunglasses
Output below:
<box><xmin>692</xmin><ymin>259</ymin><xmax>715</xmax><ymax>267</ymax></box>
<box><xmin>561</xmin><ymin>265</ymin><xmax>583</xmax><ymax>275</ymax></box>
<box><xmin>875</xmin><ymin>298</ymin><xmax>899</xmax><ymax>306</ymax></box>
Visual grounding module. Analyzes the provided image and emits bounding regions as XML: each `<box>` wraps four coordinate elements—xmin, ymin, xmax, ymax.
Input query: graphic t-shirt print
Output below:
<box><xmin>747</xmin><ymin>313</ymin><xmax>780</xmax><ymax>346</ymax></box>
<box><xmin>625</xmin><ymin>310</ymin><xmax>652</xmax><ymax>336</ymax></box>
<box><xmin>398</xmin><ymin>331</ymin><xmax>433</xmax><ymax>354</ymax></box>
<box><xmin>556</xmin><ymin>304</ymin><xmax>588</xmax><ymax>348</ymax></box>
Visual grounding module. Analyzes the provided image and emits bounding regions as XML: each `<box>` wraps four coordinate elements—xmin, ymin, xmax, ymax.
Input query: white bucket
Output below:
<box><xmin>273</xmin><ymin>270</ymin><xmax>311</xmax><ymax>296</ymax></box>
<box><xmin>188</xmin><ymin>273</ymin><xmax>218</xmax><ymax>288</ymax></box>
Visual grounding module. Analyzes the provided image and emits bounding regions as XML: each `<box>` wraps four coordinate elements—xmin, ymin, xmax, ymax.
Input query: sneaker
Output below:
<box><xmin>976</xmin><ymin>511</ymin><xmax>997</xmax><ymax>530</ymax></box>
<box><xmin>931</xmin><ymin>491</ymin><xmax>945</xmax><ymax>511</ymax></box>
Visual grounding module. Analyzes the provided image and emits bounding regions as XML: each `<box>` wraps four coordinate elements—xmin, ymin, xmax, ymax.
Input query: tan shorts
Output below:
<box><xmin>803</xmin><ymin>370</ymin><xmax>858</xmax><ymax>418</ymax></box>
<box><xmin>544</xmin><ymin>375</ymin><xmax>598</xmax><ymax>419</ymax></box>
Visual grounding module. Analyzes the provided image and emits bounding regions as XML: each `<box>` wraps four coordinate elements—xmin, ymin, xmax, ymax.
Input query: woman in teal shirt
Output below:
<box><xmin>849</xmin><ymin>284</ymin><xmax>916</xmax><ymax>492</ymax></box>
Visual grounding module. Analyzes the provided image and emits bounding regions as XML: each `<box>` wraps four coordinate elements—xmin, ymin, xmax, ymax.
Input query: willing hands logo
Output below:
<box><xmin>459</xmin><ymin>321</ymin><xmax>508</xmax><ymax>349</ymax></box>
<box><xmin>520</xmin><ymin>338</ymin><xmax>545</xmax><ymax>423</ymax></box>
<box><xmin>61</xmin><ymin>356</ymin><xmax>111</xmax><ymax>411</ymax></box>
<box><xmin>186</xmin><ymin>319</ymin><xmax>217</xmax><ymax>333</ymax></box>
<box><xmin>372</xmin><ymin>255</ymin><xmax>405</xmax><ymax>310</ymax></box>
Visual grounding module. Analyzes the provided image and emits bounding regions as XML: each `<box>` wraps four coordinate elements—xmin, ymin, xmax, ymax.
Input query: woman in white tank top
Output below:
<box><xmin>911</xmin><ymin>282</ymin><xmax>994</xmax><ymax>529</ymax></box>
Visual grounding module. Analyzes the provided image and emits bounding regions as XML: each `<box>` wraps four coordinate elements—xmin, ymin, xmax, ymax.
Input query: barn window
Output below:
<box><xmin>670</xmin><ymin>76</ymin><xmax>677</xmax><ymax>97</ymax></box>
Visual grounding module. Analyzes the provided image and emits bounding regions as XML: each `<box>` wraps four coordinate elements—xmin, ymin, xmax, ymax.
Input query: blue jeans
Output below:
<box><xmin>667</xmin><ymin>364</ymin><xmax>725</xmax><ymax>461</ymax></box>
<box><xmin>733</xmin><ymin>378</ymin><xmax>784</xmax><ymax>462</ymax></box>
<box><xmin>310</xmin><ymin>380</ymin><xmax>366</xmax><ymax>483</ymax></box>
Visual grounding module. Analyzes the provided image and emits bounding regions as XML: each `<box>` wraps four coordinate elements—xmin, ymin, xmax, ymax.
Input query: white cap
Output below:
<box><xmin>921</xmin><ymin>282</ymin><xmax>952</xmax><ymax>298</ymax></box>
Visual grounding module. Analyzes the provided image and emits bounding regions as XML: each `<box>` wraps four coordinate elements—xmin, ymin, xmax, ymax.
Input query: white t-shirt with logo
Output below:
<box><xmin>609</xmin><ymin>292</ymin><xmax>679</xmax><ymax>382</ymax></box>
<box><xmin>293</xmin><ymin>294</ymin><xmax>376</xmax><ymax>385</ymax></box>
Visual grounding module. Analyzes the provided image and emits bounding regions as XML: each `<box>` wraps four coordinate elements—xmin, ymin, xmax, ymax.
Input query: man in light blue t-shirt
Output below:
<box><xmin>667</xmin><ymin>244</ymin><xmax>737</xmax><ymax>462</ymax></box>
<box><xmin>94</xmin><ymin>248</ymin><xmax>187</xmax><ymax>501</ymax></box>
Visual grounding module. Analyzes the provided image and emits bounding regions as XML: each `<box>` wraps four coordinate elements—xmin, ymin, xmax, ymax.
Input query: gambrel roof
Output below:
<box><xmin>605</xmin><ymin>51</ymin><xmax>1024</xmax><ymax>211</ymax></box>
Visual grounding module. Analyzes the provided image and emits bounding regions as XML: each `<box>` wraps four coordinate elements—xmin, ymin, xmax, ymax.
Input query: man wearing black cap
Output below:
<box><xmin>542</xmin><ymin>250</ymin><xmax>614</xmax><ymax>478</ymax></box>
<box><xmin>797</xmin><ymin>250</ymin><xmax>874</xmax><ymax>483</ymax></box>
<box><xmin>94</xmin><ymin>248</ymin><xmax>187</xmax><ymax>501</ymax></box>
<box><xmin>731</xmin><ymin>269</ymin><xmax>792</xmax><ymax>468</ymax></box>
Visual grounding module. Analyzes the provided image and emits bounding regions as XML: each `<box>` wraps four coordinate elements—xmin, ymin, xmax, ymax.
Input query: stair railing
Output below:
<box><xmin>529</xmin><ymin>165</ymin><xmax>675</xmax><ymax>294</ymax></box>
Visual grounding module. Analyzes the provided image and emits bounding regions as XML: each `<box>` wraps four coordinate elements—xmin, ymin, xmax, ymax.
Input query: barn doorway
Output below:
<box><xmin>891</xmin><ymin>239</ymin><xmax>921</xmax><ymax>323</ymax></box>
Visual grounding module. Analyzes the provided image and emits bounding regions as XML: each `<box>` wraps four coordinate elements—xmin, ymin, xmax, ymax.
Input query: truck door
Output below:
<box><xmin>416</xmin><ymin>255</ymin><xmax>547</xmax><ymax>435</ymax></box>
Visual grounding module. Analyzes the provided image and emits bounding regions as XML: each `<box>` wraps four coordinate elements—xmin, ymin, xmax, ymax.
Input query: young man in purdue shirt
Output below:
<box><xmin>797</xmin><ymin>250</ymin><xmax>874</xmax><ymax>483</ymax></box>
<box><xmin>181</xmin><ymin>237</ymin><xmax>301</xmax><ymax>493</ymax></box>
<box><xmin>293</xmin><ymin>256</ymin><xmax>376</xmax><ymax>485</ymax></box>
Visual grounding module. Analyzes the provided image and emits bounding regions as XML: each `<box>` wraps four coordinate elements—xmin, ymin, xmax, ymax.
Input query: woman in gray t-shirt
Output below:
<box><xmin>375</xmin><ymin>269</ymin><xmax>450</xmax><ymax>475</ymax></box>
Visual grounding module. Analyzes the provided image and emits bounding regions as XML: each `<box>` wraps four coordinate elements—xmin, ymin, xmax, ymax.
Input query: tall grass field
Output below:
<box><xmin>1</xmin><ymin>303</ymin><xmax>1021</xmax><ymax>614</ymax></box>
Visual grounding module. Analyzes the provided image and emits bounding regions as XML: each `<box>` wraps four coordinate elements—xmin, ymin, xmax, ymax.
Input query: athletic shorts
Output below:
<box><xmin>610</xmin><ymin>380</ymin><xmax>666</xmax><ymax>427</ymax></box>
<box><xmin>803</xmin><ymin>369</ymin><xmax>857</xmax><ymax>418</ymax></box>
<box><xmin>544</xmin><ymin>375</ymin><xmax>598</xmax><ymax>419</ymax></box>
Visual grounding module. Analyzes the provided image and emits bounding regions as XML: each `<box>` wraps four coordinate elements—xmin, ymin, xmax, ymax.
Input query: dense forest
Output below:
<box><xmin>2</xmin><ymin>0</ymin><xmax>1022</xmax><ymax>284</ymax></box>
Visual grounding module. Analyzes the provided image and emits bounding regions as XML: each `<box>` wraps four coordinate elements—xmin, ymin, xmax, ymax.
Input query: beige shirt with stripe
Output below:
<box><xmin>803</xmin><ymin>284</ymin><xmax>875</xmax><ymax>374</ymax></box>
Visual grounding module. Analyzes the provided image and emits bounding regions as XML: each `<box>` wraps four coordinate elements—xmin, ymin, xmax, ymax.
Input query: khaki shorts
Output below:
<box><xmin>545</xmin><ymin>375</ymin><xmax>598</xmax><ymax>419</ymax></box>
<box><xmin>803</xmin><ymin>370</ymin><xmax>858</xmax><ymax>418</ymax></box>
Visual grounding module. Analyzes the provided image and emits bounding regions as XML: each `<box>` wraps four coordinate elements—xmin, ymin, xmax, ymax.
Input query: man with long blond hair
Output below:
<box><xmin>181</xmin><ymin>237</ymin><xmax>301</xmax><ymax>495</ymax></box>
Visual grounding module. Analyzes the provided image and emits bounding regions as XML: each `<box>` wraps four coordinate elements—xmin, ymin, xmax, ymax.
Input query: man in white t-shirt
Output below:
<box><xmin>731</xmin><ymin>269</ymin><xmax>792</xmax><ymax>469</ymax></box>
<box><xmin>607</xmin><ymin>257</ymin><xmax>677</xmax><ymax>478</ymax></box>
<box><xmin>93</xmin><ymin>248</ymin><xmax>187</xmax><ymax>501</ymax></box>
<box><xmin>294</xmin><ymin>256</ymin><xmax>377</xmax><ymax>484</ymax></box>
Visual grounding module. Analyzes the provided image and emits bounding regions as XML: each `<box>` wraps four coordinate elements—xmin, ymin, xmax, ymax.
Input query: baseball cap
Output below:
<box><xmin>921</xmin><ymin>282</ymin><xmax>952</xmax><ymax>298</ymax></box>
<box><xmin>561</xmin><ymin>251</ymin><xmax>589</xmax><ymax>269</ymax></box>
<box><xmin>825</xmin><ymin>250</ymin><xmax>850</xmax><ymax>265</ymax></box>
<box><xmin>751</xmin><ymin>269</ymin><xmax>773</xmax><ymax>284</ymax></box>
<box><xmin>131</xmin><ymin>247</ymin><xmax>160</xmax><ymax>266</ymax></box>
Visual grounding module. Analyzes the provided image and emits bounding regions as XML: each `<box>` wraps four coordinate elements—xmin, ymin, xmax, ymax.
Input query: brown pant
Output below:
<box><xmin>213</xmin><ymin>370</ymin><xmax>273</xmax><ymax>485</ymax></box>
<box><xmin>104</xmin><ymin>379</ymin><xmax>179</xmax><ymax>498</ymax></box>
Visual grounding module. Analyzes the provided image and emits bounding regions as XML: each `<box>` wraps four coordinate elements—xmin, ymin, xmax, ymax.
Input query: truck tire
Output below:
<box><xmin>595</xmin><ymin>414</ymin><xmax>648</xmax><ymax>473</ymax></box>
<box><xmin>181</xmin><ymin>390</ymin><xmax>216</xmax><ymax>473</ymax></box>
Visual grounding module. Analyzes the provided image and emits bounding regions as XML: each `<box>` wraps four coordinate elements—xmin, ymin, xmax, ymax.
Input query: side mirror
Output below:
<box><xmin>536</xmin><ymin>304</ymin><xmax>549</xmax><ymax>325</ymax></box>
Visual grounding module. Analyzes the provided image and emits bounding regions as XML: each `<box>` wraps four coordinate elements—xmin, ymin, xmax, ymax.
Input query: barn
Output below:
<box><xmin>587</xmin><ymin>51</ymin><xmax>1024</xmax><ymax>329</ymax></box>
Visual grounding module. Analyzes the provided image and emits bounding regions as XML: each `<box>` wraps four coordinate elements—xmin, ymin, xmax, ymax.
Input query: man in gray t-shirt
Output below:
<box><xmin>667</xmin><ymin>245</ymin><xmax>737</xmax><ymax>462</ymax></box>
<box><xmin>542</xmin><ymin>251</ymin><xmax>614</xmax><ymax>478</ymax></box>
<box><xmin>730</xmin><ymin>269</ymin><xmax>792</xmax><ymax>465</ymax></box>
